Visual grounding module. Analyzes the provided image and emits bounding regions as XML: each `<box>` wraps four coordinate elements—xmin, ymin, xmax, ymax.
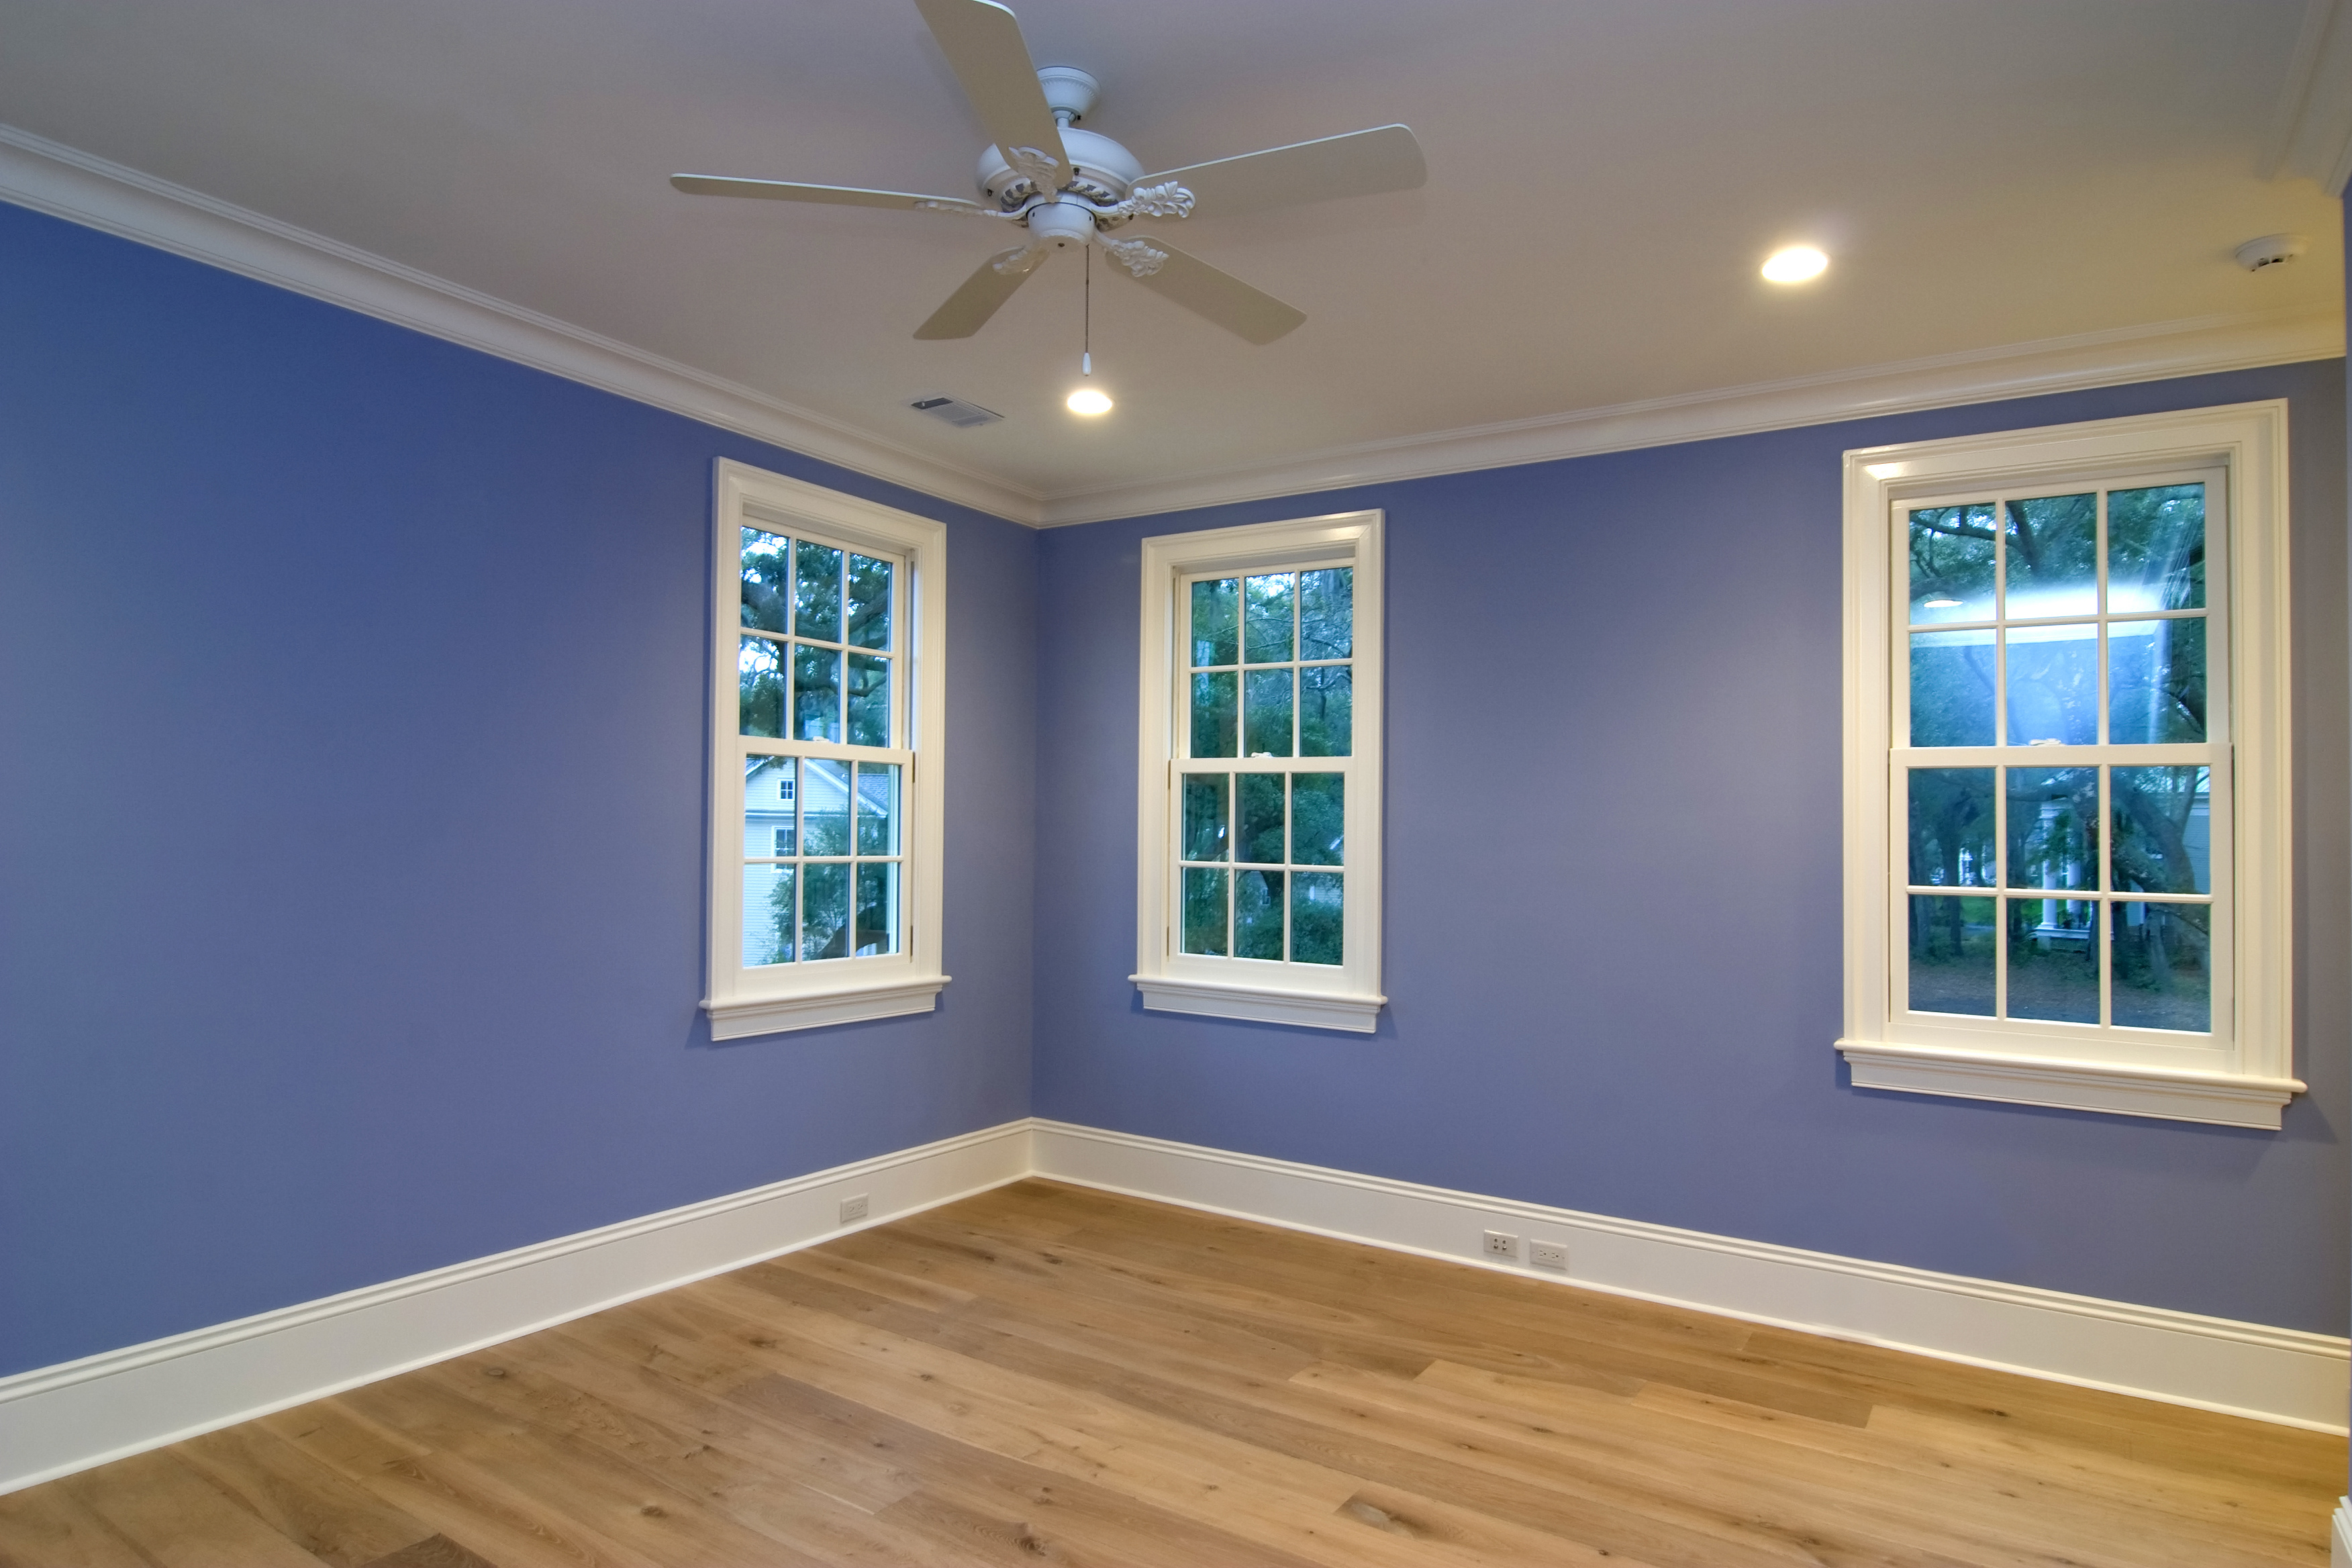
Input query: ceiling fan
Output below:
<box><xmin>671</xmin><ymin>0</ymin><xmax>1426</xmax><ymax>346</ymax></box>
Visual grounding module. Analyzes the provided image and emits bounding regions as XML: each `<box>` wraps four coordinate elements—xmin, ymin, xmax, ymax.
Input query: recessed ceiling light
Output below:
<box><xmin>1067</xmin><ymin>387</ymin><xmax>1113</xmax><ymax>416</ymax></box>
<box><xmin>1762</xmin><ymin>245</ymin><xmax>1829</xmax><ymax>284</ymax></box>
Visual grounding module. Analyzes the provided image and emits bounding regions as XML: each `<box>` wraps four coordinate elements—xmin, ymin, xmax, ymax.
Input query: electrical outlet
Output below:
<box><xmin>1530</xmin><ymin>1240</ymin><xmax>1568</xmax><ymax>1271</ymax></box>
<box><xmin>1482</xmin><ymin>1229</ymin><xmax>1519</xmax><ymax>1261</ymax></box>
<box><xmin>839</xmin><ymin>1194</ymin><xmax>869</xmax><ymax>1224</ymax></box>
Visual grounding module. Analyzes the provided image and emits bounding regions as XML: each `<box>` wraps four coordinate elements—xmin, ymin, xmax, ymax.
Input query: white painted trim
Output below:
<box><xmin>703</xmin><ymin>462</ymin><xmax>949</xmax><ymax>1036</ymax></box>
<box><xmin>1839</xmin><ymin>1040</ymin><xmax>2303</xmax><ymax>1128</ymax></box>
<box><xmin>1840</xmin><ymin>401</ymin><xmax>2298</xmax><ymax>1124</ymax></box>
<box><xmin>1130</xmin><ymin>975</ymin><xmax>1386</xmax><ymax>1032</ymax></box>
<box><xmin>2333</xmin><ymin>1498</ymin><xmax>2351</xmax><ymax>1568</ymax></box>
<box><xmin>1029</xmin><ymin>1120</ymin><xmax>2351</xmax><ymax>1433</ymax></box>
<box><xmin>0</xmin><ymin>123</ymin><xmax>1044</xmax><ymax>526</ymax></box>
<box><xmin>0</xmin><ymin>1120</ymin><xmax>1033</xmax><ymax>1497</ymax></box>
<box><xmin>3</xmin><ymin>123</ymin><xmax>2338</xmax><ymax>536</ymax></box>
<box><xmin>1034</xmin><ymin>310</ymin><xmax>2344</xmax><ymax>526</ymax></box>
<box><xmin>2262</xmin><ymin>0</ymin><xmax>2352</xmax><ymax>195</ymax></box>
<box><xmin>1134</xmin><ymin>513</ymin><xmax>1385</xmax><ymax>1027</ymax></box>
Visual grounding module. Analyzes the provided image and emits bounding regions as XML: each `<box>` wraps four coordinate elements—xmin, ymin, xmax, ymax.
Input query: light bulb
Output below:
<box><xmin>1761</xmin><ymin>245</ymin><xmax>1828</xmax><ymax>283</ymax></box>
<box><xmin>1067</xmin><ymin>387</ymin><xmax>1113</xmax><ymax>416</ymax></box>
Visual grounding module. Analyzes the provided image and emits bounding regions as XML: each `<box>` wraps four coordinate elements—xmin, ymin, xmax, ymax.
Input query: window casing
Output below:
<box><xmin>704</xmin><ymin>462</ymin><xmax>946</xmax><ymax>1038</ymax></box>
<box><xmin>1840</xmin><ymin>404</ymin><xmax>2297</xmax><ymax>1127</ymax></box>
<box><xmin>1134</xmin><ymin>512</ymin><xmax>1385</xmax><ymax>1031</ymax></box>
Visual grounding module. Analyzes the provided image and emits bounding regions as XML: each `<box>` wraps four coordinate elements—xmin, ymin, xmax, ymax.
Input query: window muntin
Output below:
<box><xmin>1895</xmin><ymin>470</ymin><xmax>2227</xmax><ymax>1044</ymax></box>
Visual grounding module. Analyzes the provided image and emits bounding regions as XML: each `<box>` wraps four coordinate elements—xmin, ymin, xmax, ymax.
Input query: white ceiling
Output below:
<box><xmin>3</xmin><ymin>0</ymin><xmax>2343</xmax><ymax>516</ymax></box>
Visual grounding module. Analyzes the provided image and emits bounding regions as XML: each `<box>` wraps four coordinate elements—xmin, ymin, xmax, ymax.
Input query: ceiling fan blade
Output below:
<box><xmin>1121</xmin><ymin>239</ymin><xmax>1305</xmax><ymax>344</ymax></box>
<box><xmin>1139</xmin><ymin>125</ymin><xmax>1426</xmax><ymax>219</ymax></box>
<box><xmin>910</xmin><ymin>0</ymin><xmax>1069</xmax><ymax>190</ymax></box>
<box><xmin>670</xmin><ymin>175</ymin><xmax>989</xmax><ymax>214</ymax></box>
<box><xmin>914</xmin><ymin>245</ymin><xmax>1046</xmax><ymax>339</ymax></box>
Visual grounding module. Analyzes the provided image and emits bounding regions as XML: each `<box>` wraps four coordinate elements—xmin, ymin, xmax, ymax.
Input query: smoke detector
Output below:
<box><xmin>907</xmin><ymin>393</ymin><xmax>1003</xmax><ymax>428</ymax></box>
<box><xmin>2233</xmin><ymin>234</ymin><xmax>2308</xmax><ymax>272</ymax></box>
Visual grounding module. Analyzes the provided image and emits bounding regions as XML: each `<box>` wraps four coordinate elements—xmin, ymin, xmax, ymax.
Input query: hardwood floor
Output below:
<box><xmin>3</xmin><ymin>1179</ymin><xmax>2340</xmax><ymax>1567</ymax></box>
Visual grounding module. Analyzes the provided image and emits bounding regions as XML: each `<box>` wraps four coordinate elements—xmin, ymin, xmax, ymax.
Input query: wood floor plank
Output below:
<box><xmin>7</xmin><ymin>1179</ymin><xmax>2335</xmax><ymax>1568</ymax></box>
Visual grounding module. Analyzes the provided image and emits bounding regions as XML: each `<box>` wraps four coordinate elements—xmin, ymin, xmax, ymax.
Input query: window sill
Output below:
<box><xmin>1836</xmin><ymin>1039</ymin><xmax>2302</xmax><ymax>1129</ymax></box>
<box><xmin>705</xmin><ymin>975</ymin><xmax>950</xmax><ymax>1040</ymax></box>
<box><xmin>1132</xmin><ymin>974</ymin><xmax>1385</xmax><ymax>1033</ymax></box>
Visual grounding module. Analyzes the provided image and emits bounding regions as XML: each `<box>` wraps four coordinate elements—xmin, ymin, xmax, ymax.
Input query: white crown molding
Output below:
<box><xmin>2262</xmin><ymin>0</ymin><xmax>2352</xmax><ymax>193</ymax></box>
<box><xmin>0</xmin><ymin>122</ymin><xmax>2339</xmax><ymax>536</ymax></box>
<box><xmin>0</xmin><ymin>1120</ymin><xmax>1034</xmax><ymax>1496</ymax></box>
<box><xmin>1034</xmin><ymin>308</ymin><xmax>2345</xmax><ymax>525</ymax></box>
<box><xmin>0</xmin><ymin>123</ymin><xmax>1046</xmax><ymax>527</ymax></box>
<box><xmin>1030</xmin><ymin>1120</ymin><xmax>2351</xmax><ymax>1432</ymax></box>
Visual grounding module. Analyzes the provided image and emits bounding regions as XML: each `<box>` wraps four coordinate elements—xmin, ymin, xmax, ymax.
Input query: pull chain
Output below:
<box><xmin>1082</xmin><ymin>244</ymin><xmax>1093</xmax><ymax>377</ymax></box>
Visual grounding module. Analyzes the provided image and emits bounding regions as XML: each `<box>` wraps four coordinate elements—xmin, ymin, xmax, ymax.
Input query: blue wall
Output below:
<box><xmin>0</xmin><ymin>202</ymin><xmax>1038</xmax><ymax>1376</ymax></box>
<box><xmin>1034</xmin><ymin>359</ymin><xmax>2350</xmax><ymax>1334</ymax></box>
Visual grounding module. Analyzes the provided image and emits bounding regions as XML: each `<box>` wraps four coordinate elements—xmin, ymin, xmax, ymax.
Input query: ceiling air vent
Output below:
<box><xmin>908</xmin><ymin>394</ymin><xmax>1003</xmax><ymax>429</ymax></box>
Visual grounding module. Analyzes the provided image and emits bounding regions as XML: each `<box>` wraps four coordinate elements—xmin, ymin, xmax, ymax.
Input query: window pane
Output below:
<box><xmin>742</xmin><ymin>863</ymin><xmax>795</xmax><ymax>967</ymax></box>
<box><xmin>846</xmin><ymin>553</ymin><xmax>893</xmax><ymax>650</ymax></box>
<box><xmin>801</xmin><ymin>863</ymin><xmax>850</xmax><ymax>961</ymax></box>
<box><xmin>793</xmin><ymin>644</ymin><xmax>842</xmax><ymax>742</ymax></box>
<box><xmin>847</xmin><ymin>653</ymin><xmax>891</xmax><ymax>747</ymax></box>
<box><xmin>1239</xmin><ymin>774</ymin><xmax>1285</xmax><ymax>864</ymax></box>
<box><xmin>2005</xmin><ymin>767</ymin><xmax>2096</xmax><ymax>893</ymax></box>
<box><xmin>1183</xmin><ymin>868</ymin><xmax>1229</xmax><ymax>955</ymax></box>
<box><xmin>2112</xmin><ymin>901</ymin><xmax>2210</xmax><ymax>1032</ymax></box>
<box><xmin>2007</xmin><ymin>898</ymin><xmax>2098</xmax><ymax>1024</ymax></box>
<box><xmin>2004</xmin><ymin>624</ymin><xmax>2096</xmax><ymax>746</ymax></box>
<box><xmin>1244</xmin><ymin>669</ymin><xmax>1295</xmax><ymax>756</ymax></box>
<box><xmin>1190</xmin><ymin>671</ymin><xmax>1237</xmax><ymax>757</ymax></box>
<box><xmin>854</xmin><ymin>862</ymin><xmax>899</xmax><ymax>956</ymax></box>
<box><xmin>740</xmin><ymin>528</ymin><xmax>791</xmax><ymax>634</ymax></box>
<box><xmin>2108</xmin><ymin>483</ymin><xmax>2204</xmax><ymax>611</ymax></box>
<box><xmin>1191</xmin><ymin>578</ymin><xmax>1238</xmax><ymax>667</ymax></box>
<box><xmin>1182</xmin><ymin>774</ymin><xmax>1230</xmax><ymax>862</ymax></box>
<box><xmin>1291</xmin><ymin>774</ymin><xmax>1344</xmax><ymax>866</ymax></box>
<box><xmin>794</xmin><ymin>540</ymin><xmax>842</xmax><ymax>641</ymax></box>
<box><xmin>2111</xmin><ymin>767</ymin><xmax>2211</xmax><ymax>894</ymax></box>
<box><xmin>855</xmin><ymin>763</ymin><xmax>900</xmax><ymax>855</ymax></box>
<box><xmin>1236</xmin><ymin>870</ymin><xmax>1285</xmax><ymax>959</ymax></box>
<box><xmin>1908</xmin><ymin>504</ymin><xmax>1996</xmax><ymax>624</ymax></box>
<box><xmin>1908</xmin><ymin>895</ymin><xmax>1994</xmax><ymax>1016</ymax></box>
<box><xmin>1244</xmin><ymin>573</ymin><xmax>1294</xmax><ymax>664</ymax></box>
<box><xmin>1300</xmin><ymin>569</ymin><xmax>1353</xmax><ymax>659</ymax></box>
<box><xmin>2003</xmin><ymin>493</ymin><xmax>2096</xmax><ymax>618</ymax></box>
<box><xmin>744</xmin><ymin>756</ymin><xmax>797</xmax><ymax>856</ymax></box>
<box><xmin>1907</xmin><ymin>768</ymin><xmax>1994</xmax><ymax>887</ymax></box>
<box><xmin>803</xmin><ymin>758</ymin><xmax>851</xmax><ymax>854</ymax></box>
<box><xmin>1300</xmin><ymin>666</ymin><xmax>1353</xmax><ymax>756</ymax></box>
<box><xmin>1908</xmin><ymin>630</ymin><xmax>1994</xmax><ymax>746</ymax></box>
<box><xmin>1291</xmin><ymin>872</ymin><xmax>1343</xmax><ymax>965</ymax></box>
<box><xmin>2107</xmin><ymin>618</ymin><xmax>2205</xmax><ymax>744</ymax></box>
<box><xmin>738</xmin><ymin>636</ymin><xmax>786</xmax><ymax>738</ymax></box>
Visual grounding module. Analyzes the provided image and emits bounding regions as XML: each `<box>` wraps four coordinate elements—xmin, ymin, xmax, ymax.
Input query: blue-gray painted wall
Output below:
<box><xmin>1032</xmin><ymin>359</ymin><xmax>2349</xmax><ymax>1335</ymax></box>
<box><xmin>0</xmin><ymin>202</ymin><xmax>1037</xmax><ymax>1376</ymax></box>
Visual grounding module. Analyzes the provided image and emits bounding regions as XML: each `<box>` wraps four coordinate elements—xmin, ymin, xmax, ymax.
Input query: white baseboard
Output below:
<box><xmin>0</xmin><ymin>1120</ymin><xmax>1032</xmax><ymax>1496</ymax></box>
<box><xmin>7</xmin><ymin>1115</ymin><xmax>2341</xmax><ymax>1497</ymax></box>
<box><xmin>1030</xmin><ymin>1120</ymin><xmax>2350</xmax><ymax>1434</ymax></box>
<box><xmin>2334</xmin><ymin>1499</ymin><xmax>2352</xmax><ymax>1568</ymax></box>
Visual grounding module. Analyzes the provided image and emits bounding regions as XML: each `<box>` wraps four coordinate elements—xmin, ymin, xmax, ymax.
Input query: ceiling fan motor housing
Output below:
<box><xmin>978</xmin><ymin>125</ymin><xmax>1143</xmax><ymax>211</ymax></box>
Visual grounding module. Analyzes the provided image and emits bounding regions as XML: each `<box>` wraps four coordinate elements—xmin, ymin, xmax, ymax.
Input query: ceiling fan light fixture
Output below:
<box><xmin>1067</xmin><ymin>385</ymin><xmax>1114</xmax><ymax>416</ymax></box>
<box><xmin>1762</xmin><ymin>245</ymin><xmax>1829</xmax><ymax>283</ymax></box>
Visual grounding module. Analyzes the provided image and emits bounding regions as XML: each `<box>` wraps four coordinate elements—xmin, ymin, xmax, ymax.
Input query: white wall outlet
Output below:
<box><xmin>839</xmin><ymin>1194</ymin><xmax>869</xmax><ymax>1224</ymax></box>
<box><xmin>1530</xmin><ymin>1240</ymin><xmax>1568</xmax><ymax>1271</ymax></box>
<box><xmin>1482</xmin><ymin>1229</ymin><xmax>1519</xmax><ymax>1261</ymax></box>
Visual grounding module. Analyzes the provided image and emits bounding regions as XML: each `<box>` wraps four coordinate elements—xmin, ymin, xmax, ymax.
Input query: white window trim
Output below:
<box><xmin>703</xmin><ymin>460</ymin><xmax>948</xmax><ymax>1038</ymax></box>
<box><xmin>1134</xmin><ymin>511</ymin><xmax>1385</xmax><ymax>1031</ymax></box>
<box><xmin>1840</xmin><ymin>401</ymin><xmax>2299</xmax><ymax>1127</ymax></box>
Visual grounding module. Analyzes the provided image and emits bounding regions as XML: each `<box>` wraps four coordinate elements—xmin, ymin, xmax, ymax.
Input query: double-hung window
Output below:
<box><xmin>1839</xmin><ymin>404</ymin><xmax>2297</xmax><ymax>1126</ymax></box>
<box><xmin>1134</xmin><ymin>512</ymin><xmax>1385</xmax><ymax>1031</ymax></box>
<box><xmin>703</xmin><ymin>462</ymin><xmax>947</xmax><ymax>1038</ymax></box>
